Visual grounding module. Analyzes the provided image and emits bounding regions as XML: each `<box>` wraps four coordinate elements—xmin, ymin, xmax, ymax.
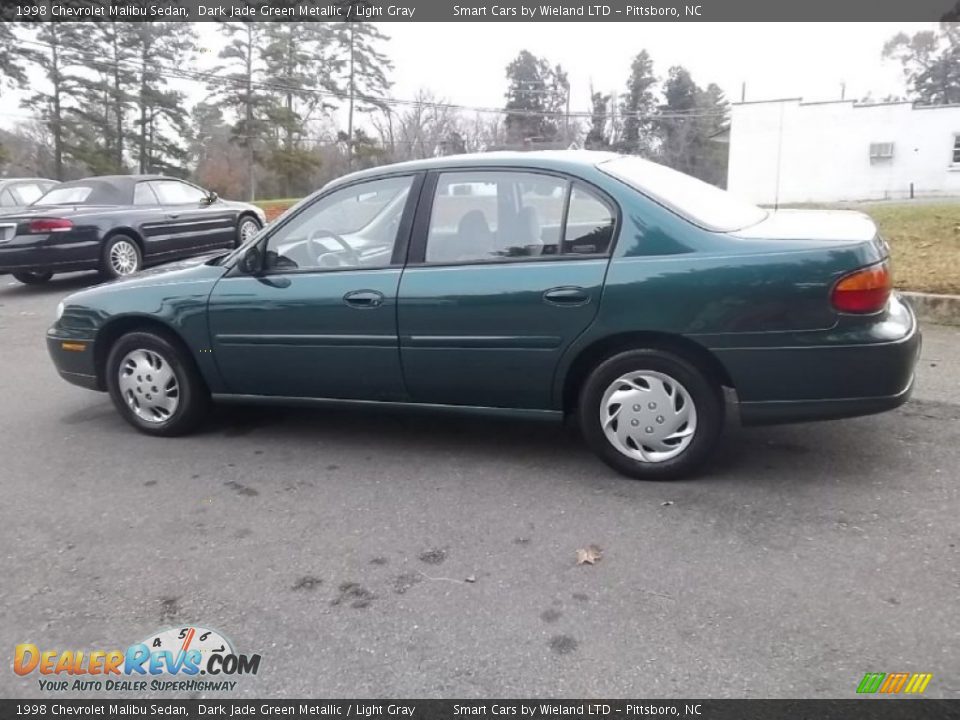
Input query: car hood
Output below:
<box><xmin>64</xmin><ymin>253</ymin><xmax>228</xmax><ymax>309</ymax></box>
<box><xmin>731</xmin><ymin>209</ymin><xmax>879</xmax><ymax>243</ymax></box>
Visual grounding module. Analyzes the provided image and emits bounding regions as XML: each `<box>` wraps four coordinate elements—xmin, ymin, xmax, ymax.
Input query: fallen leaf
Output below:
<box><xmin>576</xmin><ymin>545</ymin><xmax>603</xmax><ymax>565</ymax></box>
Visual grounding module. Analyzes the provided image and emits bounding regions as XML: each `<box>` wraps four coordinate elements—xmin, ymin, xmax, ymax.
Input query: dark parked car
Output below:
<box><xmin>0</xmin><ymin>177</ymin><xmax>59</xmax><ymax>213</ymax></box>
<box><xmin>46</xmin><ymin>152</ymin><xmax>920</xmax><ymax>480</ymax></box>
<box><xmin>0</xmin><ymin>175</ymin><xmax>265</xmax><ymax>284</ymax></box>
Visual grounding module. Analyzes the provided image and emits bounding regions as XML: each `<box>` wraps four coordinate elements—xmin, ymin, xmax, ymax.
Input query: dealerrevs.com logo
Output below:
<box><xmin>14</xmin><ymin>626</ymin><xmax>261</xmax><ymax>693</ymax></box>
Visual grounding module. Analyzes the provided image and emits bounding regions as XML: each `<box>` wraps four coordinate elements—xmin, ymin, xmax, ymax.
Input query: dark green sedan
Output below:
<box><xmin>47</xmin><ymin>152</ymin><xmax>920</xmax><ymax>480</ymax></box>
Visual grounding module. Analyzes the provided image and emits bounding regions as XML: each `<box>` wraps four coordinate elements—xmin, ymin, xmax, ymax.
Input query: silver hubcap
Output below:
<box><xmin>240</xmin><ymin>220</ymin><xmax>258</xmax><ymax>243</ymax></box>
<box><xmin>118</xmin><ymin>349</ymin><xmax>180</xmax><ymax>423</ymax></box>
<box><xmin>600</xmin><ymin>370</ymin><xmax>697</xmax><ymax>463</ymax></box>
<box><xmin>110</xmin><ymin>240</ymin><xmax>139</xmax><ymax>275</ymax></box>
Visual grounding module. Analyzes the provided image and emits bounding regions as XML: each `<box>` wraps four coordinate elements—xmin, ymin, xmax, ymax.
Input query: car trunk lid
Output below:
<box><xmin>731</xmin><ymin>209</ymin><xmax>880</xmax><ymax>243</ymax></box>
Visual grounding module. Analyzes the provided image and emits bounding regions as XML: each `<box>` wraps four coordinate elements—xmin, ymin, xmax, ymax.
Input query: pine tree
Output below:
<box><xmin>655</xmin><ymin>67</ymin><xmax>729</xmax><ymax>187</ymax></box>
<box><xmin>504</xmin><ymin>50</ymin><xmax>568</xmax><ymax>145</ymax></box>
<box><xmin>335</xmin><ymin>17</ymin><xmax>393</xmax><ymax>168</ymax></box>
<box><xmin>209</xmin><ymin>21</ymin><xmax>273</xmax><ymax>200</ymax></box>
<box><xmin>67</xmin><ymin>21</ymin><xmax>137</xmax><ymax>173</ymax></box>
<box><xmin>619</xmin><ymin>51</ymin><xmax>658</xmax><ymax>156</ymax></box>
<box><xmin>17</xmin><ymin>23</ymin><xmax>88</xmax><ymax>180</ymax></box>
<box><xmin>585</xmin><ymin>88</ymin><xmax>611</xmax><ymax>150</ymax></box>
<box><xmin>261</xmin><ymin>22</ymin><xmax>341</xmax><ymax>197</ymax></box>
<box><xmin>127</xmin><ymin>23</ymin><xmax>196</xmax><ymax>175</ymax></box>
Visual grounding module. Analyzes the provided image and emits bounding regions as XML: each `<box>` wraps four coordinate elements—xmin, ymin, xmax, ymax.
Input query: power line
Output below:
<box><xmin>11</xmin><ymin>35</ymin><xmax>730</xmax><ymax>122</ymax></box>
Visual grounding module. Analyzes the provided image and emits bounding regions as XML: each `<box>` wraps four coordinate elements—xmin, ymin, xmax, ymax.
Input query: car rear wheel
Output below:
<box><xmin>12</xmin><ymin>271</ymin><xmax>53</xmax><ymax>285</ymax></box>
<box><xmin>101</xmin><ymin>235</ymin><xmax>142</xmax><ymax>279</ymax></box>
<box><xmin>236</xmin><ymin>216</ymin><xmax>261</xmax><ymax>247</ymax></box>
<box><xmin>578</xmin><ymin>349</ymin><xmax>723</xmax><ymax>480</ymax></box>
<box><xmin>105</xmin><ymin>331</ymin><xmax>209</xmax><ymax>436</ymax></box>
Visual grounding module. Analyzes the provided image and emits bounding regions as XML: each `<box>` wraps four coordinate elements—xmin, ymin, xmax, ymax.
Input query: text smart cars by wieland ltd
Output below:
<box><xmin>46</xmin><ymin>151</ymin><xmax>920</xmax><ymax>480</ymax></box>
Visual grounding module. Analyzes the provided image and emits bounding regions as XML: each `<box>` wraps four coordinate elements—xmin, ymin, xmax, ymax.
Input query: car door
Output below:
<box><xmin>398</xmin><ymin>169</ymin><xmax>619</xmax><ymax>410</ymax></box>
<box><xmin>131</xmin><ymin>180</ymin><xmax>181</xmax><ymax>259</ymax></box>
<box><xmin>207</xmin><ymin>173</ymin><xmax>421</xmax><ymax>401</ymax></box>
<box><xmin>149</xmin><ymin>179</ymin><xmax>235</xmax><ymax>256</ymax></box>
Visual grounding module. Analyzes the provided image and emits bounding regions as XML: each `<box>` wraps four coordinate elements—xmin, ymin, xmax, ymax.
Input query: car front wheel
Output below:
<box><xmin>101</xmin><ymin>235</ymin><xmax>143</xmax><ymax>279</ymax></box>
<box><xmin>578</xmin><ymin>349</ymin><xmax>723</xmax><ymax>480</ymax></box>
<box><xmin>12</xmin><ymin>271</ymin><xmax>53</xmax><ymax>285</ymax></box>
<box><xmin>105</xmin><ymin>331</ymin><xmax>209</xmax><ymax>436</ymax></box>
<box><xmin>236</xmin><ymin>216</ymin><xmax>261</xmax><ymax>247</ymax></box>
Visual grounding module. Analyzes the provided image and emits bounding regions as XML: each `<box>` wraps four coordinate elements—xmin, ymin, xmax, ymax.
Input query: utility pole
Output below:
<box><xmin>245</xmin><ymin>23</ymin><xmax>256</xmax><ymax>202</ymax></box>
<box><xmin>346</xmin><ymin>21</ymin><xmax>355</xmax><ymax>170</ymax></box>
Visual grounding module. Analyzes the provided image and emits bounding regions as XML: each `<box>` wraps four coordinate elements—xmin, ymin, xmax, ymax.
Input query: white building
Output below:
<box><xmin>727</xmin><ymin>98</ymin><xmax>960</xmax><ymax>204</ymax></box>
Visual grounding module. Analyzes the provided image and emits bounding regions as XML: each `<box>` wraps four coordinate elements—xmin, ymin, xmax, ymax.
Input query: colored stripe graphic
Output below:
<box><xmin>857</xmin><ymin>672</ymin><xmax>932</xmax><ymax>694</ymax></box>
<box><xmin>905</xmin><ymin>673</ymin><xmax>933</xmax><ymax>694</ymax></box>
<box><xmin>857</xmin><ymin>673</ymin><xmax>885</xmax><ymax>693</ymax></box>
<box><xmin>880</xmin><ymin>672</ymin><xmax>909</xmax><ymax>693</ymax></box>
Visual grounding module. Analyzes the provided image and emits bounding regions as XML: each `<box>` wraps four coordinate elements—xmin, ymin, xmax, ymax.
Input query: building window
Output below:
<box><xmin>953</xmin><ymin>135</ymin><xmax>960</xmax><ymax>164</ymax></box>
<box><xmin>869</xmin><ymin>142</ymin><xmax>894</xmax><ymax>163</ymax></box>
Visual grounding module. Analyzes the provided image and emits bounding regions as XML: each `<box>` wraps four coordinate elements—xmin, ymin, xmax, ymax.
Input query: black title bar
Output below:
<box><xmin>6</xmin><ymin>0</ymin><xmax>960</xmax><ymax>22</ymax></box>
<box><xmin>1</xmin><ymin>699</ymin><xmax>957</xmax><ymax>719</ymax></box>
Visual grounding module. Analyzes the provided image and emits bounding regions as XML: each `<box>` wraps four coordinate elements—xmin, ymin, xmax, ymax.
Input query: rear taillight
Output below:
<box><xmin>28</xmin><ymin>218</ymin><xmax>73</xmax><ymax>234</ymax></box>
<box><xmin>831</xmin><ymin>261</ymin><xmax>892</xmax><ymax>314</ymax></box>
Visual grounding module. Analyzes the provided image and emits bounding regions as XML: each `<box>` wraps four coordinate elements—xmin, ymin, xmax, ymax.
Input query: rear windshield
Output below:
<box><xmin>598</xmin><ymin>156</ymin><xmax>767</xmax><ymax>232</ymax></box>
<box><xmin>35</xmin><ymin>186</ymin><xmax>94</xmax><ymax>205</ymax></box>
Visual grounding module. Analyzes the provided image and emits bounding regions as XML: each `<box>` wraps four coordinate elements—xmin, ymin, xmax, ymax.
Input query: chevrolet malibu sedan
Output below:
<box><xmin>46</xmin><ymin>151</ymin><xmax>920</xmax><ymax>480</ymax></box>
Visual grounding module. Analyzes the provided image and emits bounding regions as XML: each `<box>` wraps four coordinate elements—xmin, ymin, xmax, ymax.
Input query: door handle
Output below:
<box><xmin>343</xmin><ymin>290</ymin><xmax>384</xmax><ymax>308</ymax></box>
<box><xmin>543</xmin><ymin>286</ymin><xmax>590</xmax><ymax>306</ymax></box>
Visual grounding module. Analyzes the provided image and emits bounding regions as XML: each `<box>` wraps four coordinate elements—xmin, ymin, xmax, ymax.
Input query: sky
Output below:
<box><xmin>2</xmin><ymin>22</ymin><xmax>936</xmax><ymax>131</ymax></box>
<box><xmin>375</xmin><ymin>22</ymin><xmax>926</xmax><ymax>109</ymax></box>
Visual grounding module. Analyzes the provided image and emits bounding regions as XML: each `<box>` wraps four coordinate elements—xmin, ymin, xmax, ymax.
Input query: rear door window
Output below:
<box><xmin>564</xmin><ymin>186</ymin><xmax>616</xmax><ymax>255</ymax></box>
<box><xmin>424</xmin><ymin>171</ymin><xmax>616</xmax><ymax>264</ymax></box>
<box><xmin>425</xmin><ymin>171</ymin><xmax>568</xmax><ymax>263</ymax></box>
<box><xmin>134</xmin><ymin>182</ymin><xmax>160</xmax><ymax>206</ymax></box>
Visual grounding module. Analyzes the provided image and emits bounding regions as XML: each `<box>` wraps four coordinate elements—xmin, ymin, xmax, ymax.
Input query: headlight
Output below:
<box><xmin>55</xmin><ymin>302</ymin><xmax>64</xmax><ymax>321</ymax></box>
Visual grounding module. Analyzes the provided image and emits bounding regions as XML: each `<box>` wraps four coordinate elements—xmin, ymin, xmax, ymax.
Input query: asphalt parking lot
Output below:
<box><xmin>1</xmin><ymin>272</ymin><xmax>958</xmax><ymax>699</ymax></box>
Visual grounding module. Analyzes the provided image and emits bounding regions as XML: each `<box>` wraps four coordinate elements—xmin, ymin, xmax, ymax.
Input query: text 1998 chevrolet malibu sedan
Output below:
<box><xmin>47</xmin><ymin>152</ymin><xmax>920</xmax><ymax>480</ymax></box>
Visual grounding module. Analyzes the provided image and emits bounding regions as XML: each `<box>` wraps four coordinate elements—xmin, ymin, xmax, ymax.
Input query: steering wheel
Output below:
<box><xmin>307</xmin><ymin>229</ymin><xmax>360</xmax><ymax>267</ymax></box>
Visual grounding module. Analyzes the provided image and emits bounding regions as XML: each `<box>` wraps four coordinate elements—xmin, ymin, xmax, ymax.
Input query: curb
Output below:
<box><xmin>902</xmin><ymin>292</ymin><xmax>960</xmax><ymax>327</ymax></box>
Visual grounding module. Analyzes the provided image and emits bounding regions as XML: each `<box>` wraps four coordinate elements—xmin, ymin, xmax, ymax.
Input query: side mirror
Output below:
<box><xmin>239</xmin><ymin>246</ymin><xmax>262</xmax><ymax>275</ymax></box>
<box><xmin>205</xmin><ymin>191</ymin><xmax>219</xmax><ymax>205</ymax></box>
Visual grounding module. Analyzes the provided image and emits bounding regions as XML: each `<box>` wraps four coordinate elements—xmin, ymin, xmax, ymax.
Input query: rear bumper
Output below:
<box><xmin>715</xmin><ymin>295</ymin><xmax>921</xmax><ymax>425</ymax></box>
<box><xmin>738</xmin><ymin>375</ymin><xmax>914</xmax><ymax>425</ymax></box>
<box><xmin>0</xmin><ymin>233</ymin><xmax>100</xmax><ymax>273</ymax></box>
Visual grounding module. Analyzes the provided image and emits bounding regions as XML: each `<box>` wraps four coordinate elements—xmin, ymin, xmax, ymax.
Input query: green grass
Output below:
<box><xmin>254</xmin><ymin>198</ymin><xmax>299</xmax><ymax>222</ymax></box>
<box><xmin>254</xmin><ymin>198</ymin><xmax>960</xmax><ymax>295</ymax></box>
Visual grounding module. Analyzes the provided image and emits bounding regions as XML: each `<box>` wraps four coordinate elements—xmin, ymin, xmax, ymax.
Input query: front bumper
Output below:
<box><xmin>714</xmin><ymin>295</ymin><xmax>921</xmax><ymax>425</ymax></box>
<box><xmin>46</xmin><ymin>332</ymin><xmax>100</xmax><ymax>390</ymax></box>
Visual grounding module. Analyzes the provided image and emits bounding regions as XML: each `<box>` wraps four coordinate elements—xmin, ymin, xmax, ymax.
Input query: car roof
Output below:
<box><xmin>0</xmin><ymin>177</ymin><xmax>57</xmax><ymax>187</ymax></box>
<box><xmin>328</xmin><ymin>150</ymin><xmax>621</xmax><ymax>188</ymax></box>
<box><xmin>56</xmin><ymin>174</ymin><xmax>177</xmax><ymax>187</ymax></box>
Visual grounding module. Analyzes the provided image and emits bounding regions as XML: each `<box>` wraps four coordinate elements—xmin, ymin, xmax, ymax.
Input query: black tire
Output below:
<box><xmin>236</xmin><ymin>216</ymin><xmax>261</xmax><ymax>248</ymax></box>
<box><xmin>105</xmin><ymin>331</ymin><xmax>209</xmax><ymax>437</ymax></box>
<box><xmin>100</xmin><ymin>234</ymin><xmax>143</xmax><ymax>280</ymax></box>
<box><xmin>13</xmin><ymin>271</ymin><xmax>53</xmax><ymax>285</ymax></box>
<box><xmin>578</xmin><ymin>349</ymin><xmax>723</xmax><ymax>481</ymax></box>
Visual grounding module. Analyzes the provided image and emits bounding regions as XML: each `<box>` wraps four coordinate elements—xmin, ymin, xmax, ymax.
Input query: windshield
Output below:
<box><xmin>599</xmin><ymin>156</ymin><xmax>767</xmax><ymax>232</ymax></box>
<box><xmin>34</xmin><ymin>186</ymin><xmax>94</xmax><ymax>205</ymax></box>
